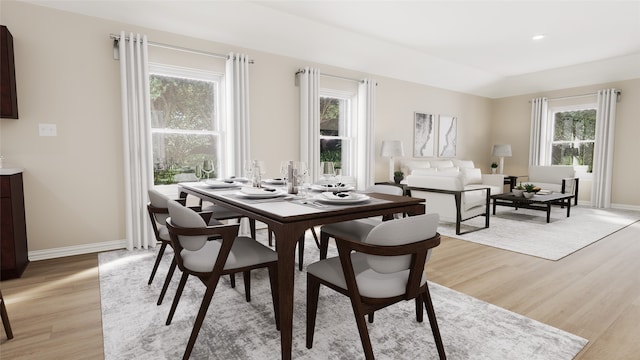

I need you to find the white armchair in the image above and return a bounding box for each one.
[402,159,503,234]
[525,166,579,205]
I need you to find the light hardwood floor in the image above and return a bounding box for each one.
[1,221,639,359]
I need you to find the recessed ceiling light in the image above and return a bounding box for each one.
[532,34,545,41]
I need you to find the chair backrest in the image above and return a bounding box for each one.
[148,189,171,225]
[366,184,403,196]
[167,200,208,251]
[363,213,439,273]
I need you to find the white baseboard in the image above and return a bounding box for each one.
[28,239,128,261]
[612,203,640,211]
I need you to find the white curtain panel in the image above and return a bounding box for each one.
[118,31,153,250]
[357,79,376,190]
[225,53,251,178]
[592,89,618,208]
[529,97,548,166]
[299,67,321,182]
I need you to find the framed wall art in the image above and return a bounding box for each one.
[438,115,457,157]
[413,112,435,157]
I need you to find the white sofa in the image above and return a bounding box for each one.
[402,159,504,235]
[524,165,579,205]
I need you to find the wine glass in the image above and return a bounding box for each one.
[280,161,290,182]
[295,161,309,196]
[194,164,204,182]
[202,160,214,179]
[320,161,335,180]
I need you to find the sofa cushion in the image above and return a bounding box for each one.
[437,166,459,175]
[461,168,482,185]
[430,160,455,169]
[453,159,475,169]
[411,168,438,176]
[528,166,575,184]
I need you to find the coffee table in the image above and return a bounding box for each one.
[491,192,574,223]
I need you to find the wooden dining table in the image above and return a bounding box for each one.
[178,182,425,359]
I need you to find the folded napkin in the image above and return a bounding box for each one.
[241,187,280,195]
[321,191,362,200]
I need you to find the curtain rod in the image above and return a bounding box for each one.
[529,90,622,103]
[109,33,254,63]
[295,69,363,83]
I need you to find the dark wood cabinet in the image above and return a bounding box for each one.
[1,25,18,119]
[1,172,28,280]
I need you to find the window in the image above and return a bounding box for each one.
[549,106,596,173]
[319,90,356,176]
[149,64,223,185]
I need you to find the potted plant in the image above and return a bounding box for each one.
[523,183,536,198]
[513,183,525,197]
[490,162,498,174]
[393,171,404,184]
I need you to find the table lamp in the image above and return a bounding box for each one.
[381,140,405,182]
[492,144,512,175]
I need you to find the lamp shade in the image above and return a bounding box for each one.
[492,144,512,157]
[380,140,405,157]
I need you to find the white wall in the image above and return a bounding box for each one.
[3,2,637,257]
[0,2,493,255]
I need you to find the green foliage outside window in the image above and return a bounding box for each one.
[150,74,218,184]
[551,109,596,172]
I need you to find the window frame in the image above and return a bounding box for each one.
[148,63,226,184]
[319,88,357,177]
[546,103,597,179]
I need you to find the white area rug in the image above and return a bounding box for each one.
[437,206,640,261]
[99,233,587,359]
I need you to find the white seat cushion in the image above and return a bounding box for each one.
[158,225,170,241]
[321,218,379,242]
[202,204,245,220]
[307,253,426,298]
[181,236,277,273]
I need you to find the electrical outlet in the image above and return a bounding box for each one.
[39,123,57,136]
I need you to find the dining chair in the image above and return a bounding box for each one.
[1,290,14,340]
[306,213,445,360]
[318,184,404,260]
[147,189,254,305]
[165,200,279,360]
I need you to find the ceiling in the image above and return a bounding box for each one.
[23,0,640,98]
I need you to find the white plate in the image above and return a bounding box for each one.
[236,187,287,199]
[310,183,354,192]
[225,177,250,183]
[263,178,286,185]
[315,192,370,204]
[203,179,243,188]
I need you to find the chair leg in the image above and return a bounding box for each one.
[182,273,224,360]
[166,272,189,325]
[268,229,273,247]
[367,312,374,323]
[351,303,375,359]
[229,273,236,288]
[311,227,320,248]
[306,275,321,349]
[249,218,256,239]
[415,296,424,322]
[267,263,280,330]
[422,288,446,360]
[1,291,14,340]
[298,234,305,271]
[319,231,330,260]
[243,271,251,302]
[148,242,168,285]
[157,256,177,305]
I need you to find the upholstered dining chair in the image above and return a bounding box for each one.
[165,200,279,360]
[1,290,13,340]
[317,184,404,260]
[147,189,254,305]
[306,213,445,360]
